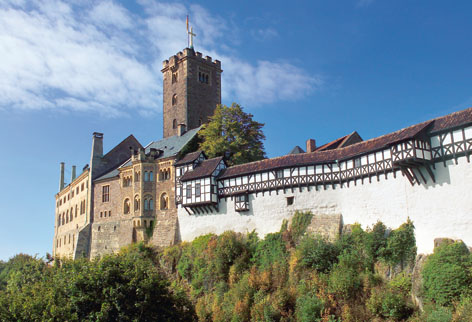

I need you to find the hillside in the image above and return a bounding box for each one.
[0,212,471,321]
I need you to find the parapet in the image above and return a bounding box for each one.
[161,47,222,71]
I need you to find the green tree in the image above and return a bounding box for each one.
[199,103,266,165]
[422,241,472,307]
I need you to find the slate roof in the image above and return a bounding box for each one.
[180,157,224,181]
[315,131,363,152]
[219,107,472,179]
[288,146,305,154]
[175,151,204,166]
[95,128,200,181]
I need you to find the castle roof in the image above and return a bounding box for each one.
[175,150,204,166]
[95,128,201,181]
[180,157,224,181]
[288,146,305,154]
[315,131,363,151]
[218,107,472,179]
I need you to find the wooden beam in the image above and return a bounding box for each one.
[424,164,436,183]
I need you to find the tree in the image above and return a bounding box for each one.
[199,103,266,165]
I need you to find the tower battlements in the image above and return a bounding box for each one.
[161,48,222,72]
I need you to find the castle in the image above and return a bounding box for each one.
[53,48,472,259]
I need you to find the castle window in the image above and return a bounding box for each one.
[81,183,84,191]
[75,205,78,218]
[62,214,65,226]
[172,72,178,83]
[100,211,103,218]
[134,171,141,182]
[354,158,362,168]
[235,194,249,212]
[144,199,149,210]
[149,171,154,181]
[76,187,79,194]
[134,195,140,211]
[70,211,73,222]
[195,183,201,197]
[114,226,116,232]
[172,94,177,106]
[98,226,101,232]
[286,196,294,206]
[109,211,112,217]
[160,193,169,210]
[102,185,110,202]
[124,198,130,214]
[66,210,69,223]
[149,199,154,210]
[186,185,192,199]
[144,171,149,182]
[173,119,177,129]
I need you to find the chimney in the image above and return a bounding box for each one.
[306,139,316,153]
[178,123,186,136]
[90,132,104,176]
[71,165,77,182]
[59,162,65,191]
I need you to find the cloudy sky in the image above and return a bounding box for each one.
[1,0,471,260]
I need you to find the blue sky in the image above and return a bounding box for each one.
[1,0,471,260]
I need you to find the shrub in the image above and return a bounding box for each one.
[297,235,339,273]
[452,296,472,322]
[426,306,453,322]
[365,221,387,262]
[290,211,313,243]
[422,241,472,307]
[383,218,416,269]
[295,292,323,322]
[367,287,413,320]
[252,232,288,270]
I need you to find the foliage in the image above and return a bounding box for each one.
[199,103,266,165]
[289,211,313,244]
[422,241,472,307]
[0,243,195,321]
[9,217,472,321]
[298,235,339,273]
[383,218,417,269]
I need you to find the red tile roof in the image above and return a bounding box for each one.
[180,157,224,181]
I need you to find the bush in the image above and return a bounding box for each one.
[422,241,472,307]
[290,211,313,243]
[296,292,323,322]
[452,296,472,322]
[252,232,288,270]
[297,235,339,273]
[383,218,416,269]
[426,306,453,322]
[367,287,413,320]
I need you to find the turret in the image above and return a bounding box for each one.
[90,132,104,177]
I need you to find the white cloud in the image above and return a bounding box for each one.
[251,28,278,41]
[0,0,321,117]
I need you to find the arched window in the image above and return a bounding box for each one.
[173,119,177,129]
[160,193,169,210]
[62,214,65,225]
[172,94,177,106]
[172,72,178,83]
[144,199,149,210]
[58,216,61,227]
[70,209,73,222]
[134,195,140,211]
[124,198,130,214]
[144,171,149,182]
[66,210,69,223]
[149,171,154,181]
[149,198,154,210]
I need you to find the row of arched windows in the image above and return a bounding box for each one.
[123,193,169,214]
[57,204,80,227]
[56,233,74,248]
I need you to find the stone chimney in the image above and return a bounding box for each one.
[59,162,65,191]
[90,132,104,176]
[178,123,186,136]
[71,165,76,182]
[306,139,316,153]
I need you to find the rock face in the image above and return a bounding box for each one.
[411,254,428,311]
[306,214,343,241]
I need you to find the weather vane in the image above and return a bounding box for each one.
[186,15,196,49]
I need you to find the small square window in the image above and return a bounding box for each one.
[286,196,294,206]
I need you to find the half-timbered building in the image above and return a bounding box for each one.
[176,107,472,253]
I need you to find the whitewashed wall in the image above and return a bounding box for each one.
[178,156,472,254]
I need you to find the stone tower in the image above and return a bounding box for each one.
[161,48,222,138]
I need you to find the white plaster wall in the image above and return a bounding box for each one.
[178,156,472,254]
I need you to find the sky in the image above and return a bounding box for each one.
[1,0,472,261]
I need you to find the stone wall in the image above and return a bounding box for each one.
[178,156,472,254]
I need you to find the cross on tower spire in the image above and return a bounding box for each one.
[188,27,196,49]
